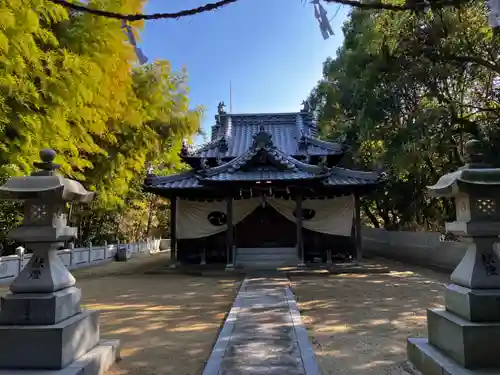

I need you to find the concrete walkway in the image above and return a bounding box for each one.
[202,275,321,375]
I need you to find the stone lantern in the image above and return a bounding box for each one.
[0,149,119,374]
[408,139,500,374]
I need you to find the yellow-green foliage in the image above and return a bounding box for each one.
[0,0,201,242]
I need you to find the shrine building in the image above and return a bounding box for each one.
[143,105,386,268]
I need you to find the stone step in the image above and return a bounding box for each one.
[427,308,500,369]
[237,248,296,255]
[238,262,296,269]
[0,309,100,369]
[408,337,469,375]
[237,255,297,261]
[235,247,298,269]
[0,339,121,375]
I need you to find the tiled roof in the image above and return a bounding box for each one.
[144,167,385,191]
[198,128,328,182]
[324,168,385,186]
[183,112,342,158]
[203,167,320,182]
[146,171,201,189]
[144,126,385,191]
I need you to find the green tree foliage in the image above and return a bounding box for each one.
[309,3,500,231]
[0,0,201,249]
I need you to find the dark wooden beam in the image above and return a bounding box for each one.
[295,194,304,266]
[145,183,384,200]
[226,196,234,265]
[170,197,177,262]
[354,193,362,261]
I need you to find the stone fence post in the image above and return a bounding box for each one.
[88,241,92,263]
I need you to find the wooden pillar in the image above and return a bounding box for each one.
[170,197,177,262]
[354,193,362,261]
[226,196,234,265]
[296,194,305,266]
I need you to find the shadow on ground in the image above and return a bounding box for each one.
[0,255,241,375]
[290,258,449,375]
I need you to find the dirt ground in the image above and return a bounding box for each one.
[290,259,449,375]
[0,255,241,375]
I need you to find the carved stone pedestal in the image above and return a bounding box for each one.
[0,282,120,374]
[0,266,120,374]
[409,243,500,374]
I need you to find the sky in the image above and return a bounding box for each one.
[140,0,350,143]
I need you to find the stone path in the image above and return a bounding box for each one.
[202,275,321,375]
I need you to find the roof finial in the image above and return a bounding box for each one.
[146,163,155,176]
[217,101,227,116]
[463,139,488,168]
[301,99,311,113]
[32,148,60,176]
[253,127,273,149]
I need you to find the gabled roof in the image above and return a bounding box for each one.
[181,112,343,159]
[198,126,328,182]
[143,114,386,195]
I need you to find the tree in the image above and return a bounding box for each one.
[0,0,201,251]
[309,2,500,230]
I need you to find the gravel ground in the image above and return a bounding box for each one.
[0,255,241,375]
[290,259,449,375]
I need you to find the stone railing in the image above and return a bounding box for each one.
[0,238,168,285]
[362,228,467,272]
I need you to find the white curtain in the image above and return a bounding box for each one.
[267,195,354,236]
[176,198,261,239]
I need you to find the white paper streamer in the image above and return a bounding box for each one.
[487,0,500,28]
[311,0,334,40]
[121,21,148,65]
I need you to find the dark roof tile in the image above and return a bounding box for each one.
[149,172,201,189]
[183,112,342,158]
[204,168,319,182]
[324,168,385,186]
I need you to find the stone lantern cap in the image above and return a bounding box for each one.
[0,149,94,203]
[427,139,500,198]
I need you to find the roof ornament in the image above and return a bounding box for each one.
[200,158,209,169]
[32,148,60,176]
[301,99,311,113]
[298,128,309,152]
[462,139,489,169]
[215,101,227,128]
[217,101,227,116]
[216,153,223,166]
[145,163,155,176]
[180,138,190,156]
[218,137,229,153]
[253,126,273,149]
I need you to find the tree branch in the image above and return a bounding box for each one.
[47,0,238,21]
[47,0,473,21]
[323,0,472,11]
[446,54,500,74]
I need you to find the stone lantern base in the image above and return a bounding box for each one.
[0,285,120,374]
[408,283,500,374]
